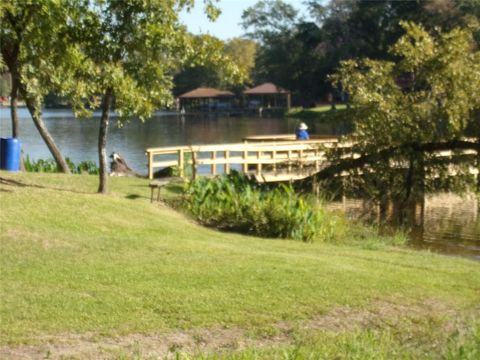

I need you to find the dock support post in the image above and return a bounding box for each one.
[178,149,184,178]
[192,150,197,180]
[148,151,153,180]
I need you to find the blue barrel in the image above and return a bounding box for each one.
[0,138,21,171]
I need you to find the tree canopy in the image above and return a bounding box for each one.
[241,0,480,105]
[0,0,85,172]
[65,0,243,193]
[321,22,480,202]
[173,37,254,96]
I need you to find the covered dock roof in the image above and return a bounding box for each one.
[243,82,291,110]
[179,87,235,98]
[243,82,290,95]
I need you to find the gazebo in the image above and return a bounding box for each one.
[178,87,235,113]
[243,82,291,110]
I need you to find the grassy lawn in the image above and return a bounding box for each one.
[287,105,348,119]
[0,171,479,358]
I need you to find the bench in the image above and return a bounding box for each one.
[149,177,183,202]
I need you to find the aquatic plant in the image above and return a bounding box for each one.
[184,172,336,242]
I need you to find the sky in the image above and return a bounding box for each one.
[180,0,310,40]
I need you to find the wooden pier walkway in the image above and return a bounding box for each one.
[145,136,479,183]
[145,136,342,182]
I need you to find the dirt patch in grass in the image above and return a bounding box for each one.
[0,299,477,359]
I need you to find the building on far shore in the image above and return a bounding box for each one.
[178,87,235,113]
[243,82,291,112]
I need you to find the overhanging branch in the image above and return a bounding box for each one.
[315,139,480,180]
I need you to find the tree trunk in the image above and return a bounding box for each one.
[21,88,70,173]
[9,72,25,171]
[477,138,480,191]
[98,89,113,194]
[10,75,19,138]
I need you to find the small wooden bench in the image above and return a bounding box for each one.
[149,177,183,202]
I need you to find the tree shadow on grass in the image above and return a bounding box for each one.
[0,177,27,187]
[0,176,92,195]
[125,194,143,200]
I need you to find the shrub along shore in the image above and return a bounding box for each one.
[0,171,479,359]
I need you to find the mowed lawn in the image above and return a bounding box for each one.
[0,172,479,358]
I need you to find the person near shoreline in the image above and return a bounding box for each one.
[295,122,309,140]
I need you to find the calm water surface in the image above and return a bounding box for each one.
[1,108,478,259]
[0,108,349,174]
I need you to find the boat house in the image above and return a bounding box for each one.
[178,87,235,113]
[243,82,291,111]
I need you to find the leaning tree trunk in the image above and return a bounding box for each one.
[20,87,70,174]
[98,89,113,194]
[10,74,20,138]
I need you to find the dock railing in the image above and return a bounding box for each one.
[145,138,341,182]
[145,136,478,182]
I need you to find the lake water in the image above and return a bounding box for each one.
[0,108,350,174]
[1,108,478,259]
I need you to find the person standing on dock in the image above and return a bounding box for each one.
[296,122,309,140]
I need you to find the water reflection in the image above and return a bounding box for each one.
[1,109,312,174]
[327,193,480,260]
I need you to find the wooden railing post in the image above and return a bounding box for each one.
[224,150,230,174]
[148,151,153,179]
[287,150,292,173]
[211,151,217,176]
[243,150,248,173]
[179,149,184,178]
[256,150,262,175]
[272,150,277,172]
[191,148,197,180]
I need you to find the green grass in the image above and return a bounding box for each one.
[287,105,348,119]
[1,171,479,358]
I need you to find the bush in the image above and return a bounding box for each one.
[183,172,336,242]
[24,155,99,175]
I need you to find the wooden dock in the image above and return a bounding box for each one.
[145,136,479,183]
[145,137,342,182]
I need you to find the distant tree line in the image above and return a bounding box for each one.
[172,1,479,106]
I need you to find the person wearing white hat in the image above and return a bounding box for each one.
[296,122,309,140]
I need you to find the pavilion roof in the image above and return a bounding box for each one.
[179,87,235,98]
[244,82,290,95]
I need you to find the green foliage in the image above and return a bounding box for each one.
[287,105,349,119]
[445,322,480,360]
[184,172,335,242]
[224,38,257,85]
[24,155,98,174]
[75,160,99,175]
[174,37,255,95]
[23,155,57,173]
[0,73,11,97]
[328,22,480,201]
[242,0,480,104]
